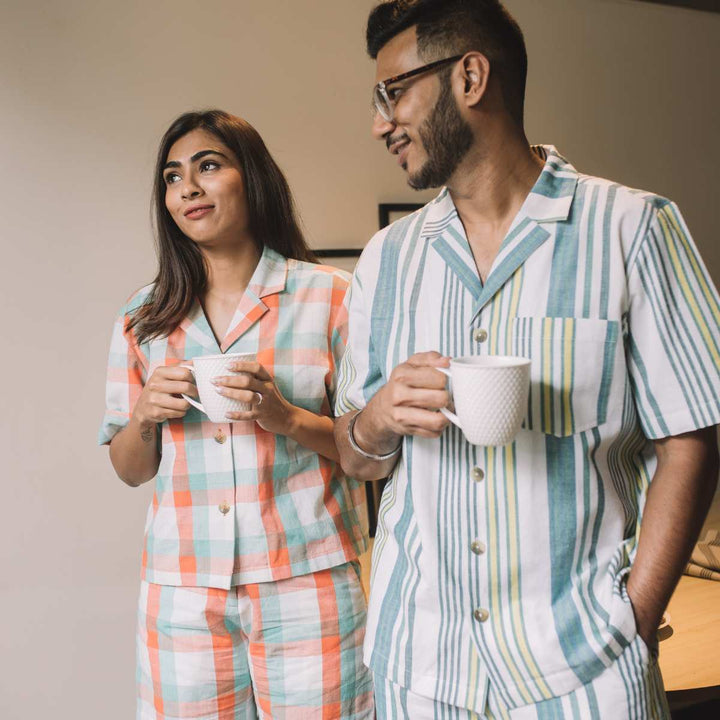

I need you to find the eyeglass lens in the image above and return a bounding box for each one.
[373,85,392,122]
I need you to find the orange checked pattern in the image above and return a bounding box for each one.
[100,247,368,590]
[136,563,374,719]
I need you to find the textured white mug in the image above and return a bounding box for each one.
[439,355,531,446]
[181,353,256,423]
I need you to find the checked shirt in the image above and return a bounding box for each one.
[100,247,368,589]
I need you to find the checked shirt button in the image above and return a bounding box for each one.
[214,428,227,444]
[219,502,231,515]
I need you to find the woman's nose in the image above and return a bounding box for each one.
[181,179,202,200]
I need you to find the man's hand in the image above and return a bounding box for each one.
[335,351,451,480]
[367,351,452,439]
[626,425,719,650]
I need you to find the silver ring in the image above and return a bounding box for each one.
[255,392,263,406]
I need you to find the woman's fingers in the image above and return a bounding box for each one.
[153,365,195,381]
[226,361,272,381]
[147,379,198,397]
[214,385,259,404]
[212,373,264,393]
[149,394,191,412]
[224,409,258,422]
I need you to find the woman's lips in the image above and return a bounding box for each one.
[184,205,214,219]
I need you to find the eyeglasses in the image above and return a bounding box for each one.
[372,54,464,122]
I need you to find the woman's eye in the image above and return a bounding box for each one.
[200,160,220,172]
[164,172,180,185]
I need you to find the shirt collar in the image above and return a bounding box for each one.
[247,245,288,298]
[520,145,579,223]
[420,144,579,235]
[179,245,288,353]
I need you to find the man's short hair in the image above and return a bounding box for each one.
[366,0,528,126]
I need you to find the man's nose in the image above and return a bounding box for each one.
[371,111,395,141]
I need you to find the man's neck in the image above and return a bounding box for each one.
[447,127,544,282]
[448,127,543,226]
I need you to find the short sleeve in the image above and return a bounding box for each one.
[324,271,350,411]
[626,200,720,439]
[98,312,148,445]
[334,253,386,417]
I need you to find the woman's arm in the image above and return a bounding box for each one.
[109,365,196,486]
[214,360,340,462]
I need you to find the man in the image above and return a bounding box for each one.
[334,1,720,718]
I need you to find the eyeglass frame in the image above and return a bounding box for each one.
[373,54,465,122]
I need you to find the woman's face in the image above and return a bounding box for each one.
[163,128,251,248]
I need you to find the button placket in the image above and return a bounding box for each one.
[211,424,235,528]
[469,451,490,632]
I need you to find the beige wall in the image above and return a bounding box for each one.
[0,0,717,716]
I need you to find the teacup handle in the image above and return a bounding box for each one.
[437,367,461,428]
[179,364,206,414]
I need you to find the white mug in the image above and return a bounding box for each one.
[438,355,531,446]
[181,353,257,423]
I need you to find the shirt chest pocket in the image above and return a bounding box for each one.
[510,317,620,437]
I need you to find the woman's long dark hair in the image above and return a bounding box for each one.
[128,109,315,344]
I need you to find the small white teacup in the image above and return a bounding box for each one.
[181,353,256,423]
[438,355,531,446]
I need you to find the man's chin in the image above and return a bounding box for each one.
[406,160,446,190]
[407,172,442,191]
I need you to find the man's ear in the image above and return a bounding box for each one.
[458,52,490,108]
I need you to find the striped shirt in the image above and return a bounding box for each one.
[100,246,368,589]
[336,146,720,711]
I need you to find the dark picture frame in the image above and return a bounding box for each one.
[378,202,424,228]
[632,0,719,11]
[314,248,362,274]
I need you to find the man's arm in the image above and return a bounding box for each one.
[626,425,719,647]
[334,351,451,481]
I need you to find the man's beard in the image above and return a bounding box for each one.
[407,80,474,190]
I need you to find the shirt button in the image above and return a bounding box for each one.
[471,540,486,555]
[473,328,488,343]
[214,428,226,444]
[471,467,484,482]
[219,502,231,515]
[473,608,489,623]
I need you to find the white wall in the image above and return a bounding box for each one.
[0,1,717,717]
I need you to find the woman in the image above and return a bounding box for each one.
[99,110,372,719]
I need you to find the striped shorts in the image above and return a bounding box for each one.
[375,633,670,719]
[137,562,374,719]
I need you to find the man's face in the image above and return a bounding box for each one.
[372,27,473,190]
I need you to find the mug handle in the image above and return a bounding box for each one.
[179,364,206,414]
[437,367,461,428]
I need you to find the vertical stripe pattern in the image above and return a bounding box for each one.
[336,146,720,713]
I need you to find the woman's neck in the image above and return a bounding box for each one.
[202,241,262,301]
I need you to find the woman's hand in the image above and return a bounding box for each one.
[212,360,297,435]
[133,365,197,428]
